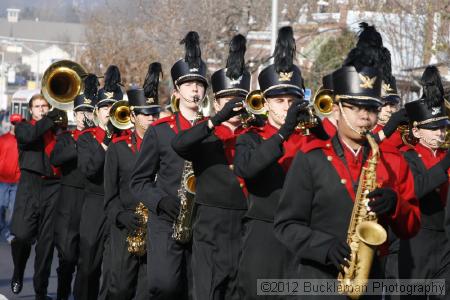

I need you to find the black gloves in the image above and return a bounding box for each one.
[382,108,408,138]
[117,210,140,232]
[103,122,115,146]
[210,98,244,126]
[439,151,450,171]
[82,115,95,129]
[47,109,65,123]
[278,98,307,140]
[326,239,351,272]
[367,187,398,216]
[157,196,181,220]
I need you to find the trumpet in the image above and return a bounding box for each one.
[312,86,334,117]
[109,100,133,130]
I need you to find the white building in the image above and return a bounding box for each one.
[21,45,71,75]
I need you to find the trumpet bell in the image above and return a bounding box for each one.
[313,88,334,116]
[244,90,266,115]
[110,100,133,130]
[41,60,88,111]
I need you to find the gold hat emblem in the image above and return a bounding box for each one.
[104,91,114,98]
[359,74,377,89]
[146,97,154,104]
[382,82,393,93]
[83,98,92,104]
[279,71,293,82]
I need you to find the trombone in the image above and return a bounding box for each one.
[110,100,133,130]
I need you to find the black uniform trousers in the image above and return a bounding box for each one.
[147,212,192,300]
[192,204,245,300]
[73,192,107,300]
[54,184,84,299]
[237,218,298,300]
[107,223,148,300]
[399,228,448,300]
[10,170,60,295]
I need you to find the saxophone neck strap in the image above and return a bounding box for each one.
[332,135,370,193]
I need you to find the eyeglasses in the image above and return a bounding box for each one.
[341,103,380,114]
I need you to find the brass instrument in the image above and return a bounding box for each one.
[243,90,267,115]
[312,86,334,116]
[170,94,211,117]
[41,60,88,111]
[172,110,202,243]
[337,134,387,300]
[110,100,133,130]
[126,202,149,256]
[440,99,450,149]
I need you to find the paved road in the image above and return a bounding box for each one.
[0,241,61,300]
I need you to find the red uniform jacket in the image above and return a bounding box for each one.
[0,132,20,183]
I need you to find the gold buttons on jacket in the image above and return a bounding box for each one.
[326,143,331,148]
[170,124,174,129]
[340,179,347,185]
[128,143,132,148]
[327,156,333,161]
[239,183,244,188]
[229,164,234,171]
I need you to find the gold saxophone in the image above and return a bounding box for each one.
[172,102,203,243]
[172,160,196,243]
[126,202,149,256]
[337,134,388,299]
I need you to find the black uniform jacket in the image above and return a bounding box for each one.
[77,126,108,195]
[130,112,193,222]
[15,116,58,177]
[274,135,421,277]
[171,121,247,210]
[104,131,143,227]
[402,143,448,231]
[233,122,309,222]
[50,129,85,188]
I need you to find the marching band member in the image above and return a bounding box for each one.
[130,31,208,299]
[274,23,421,300]
[104,63,162,300]
[171,34,250,300]
[399,66,449,300]
[373,75,408,149]
[50,90,95,300]
[74,73,122,300]
[10,93,64,300]
[233,26,325,299]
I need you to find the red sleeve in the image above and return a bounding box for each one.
[389,155,421,239]
[384,130,404,149]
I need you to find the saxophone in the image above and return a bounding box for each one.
[172,103,203,243]
[126,202,149,256]
[337,134,388,299]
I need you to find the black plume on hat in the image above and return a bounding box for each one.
[104,65,121,92]
[143,62,163,100]
[180,31,201,69]
[226,34,247,79]
[343,22,391,82]
[420,66,444,108]
[84,73,99,101]
[273,26,296,73]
